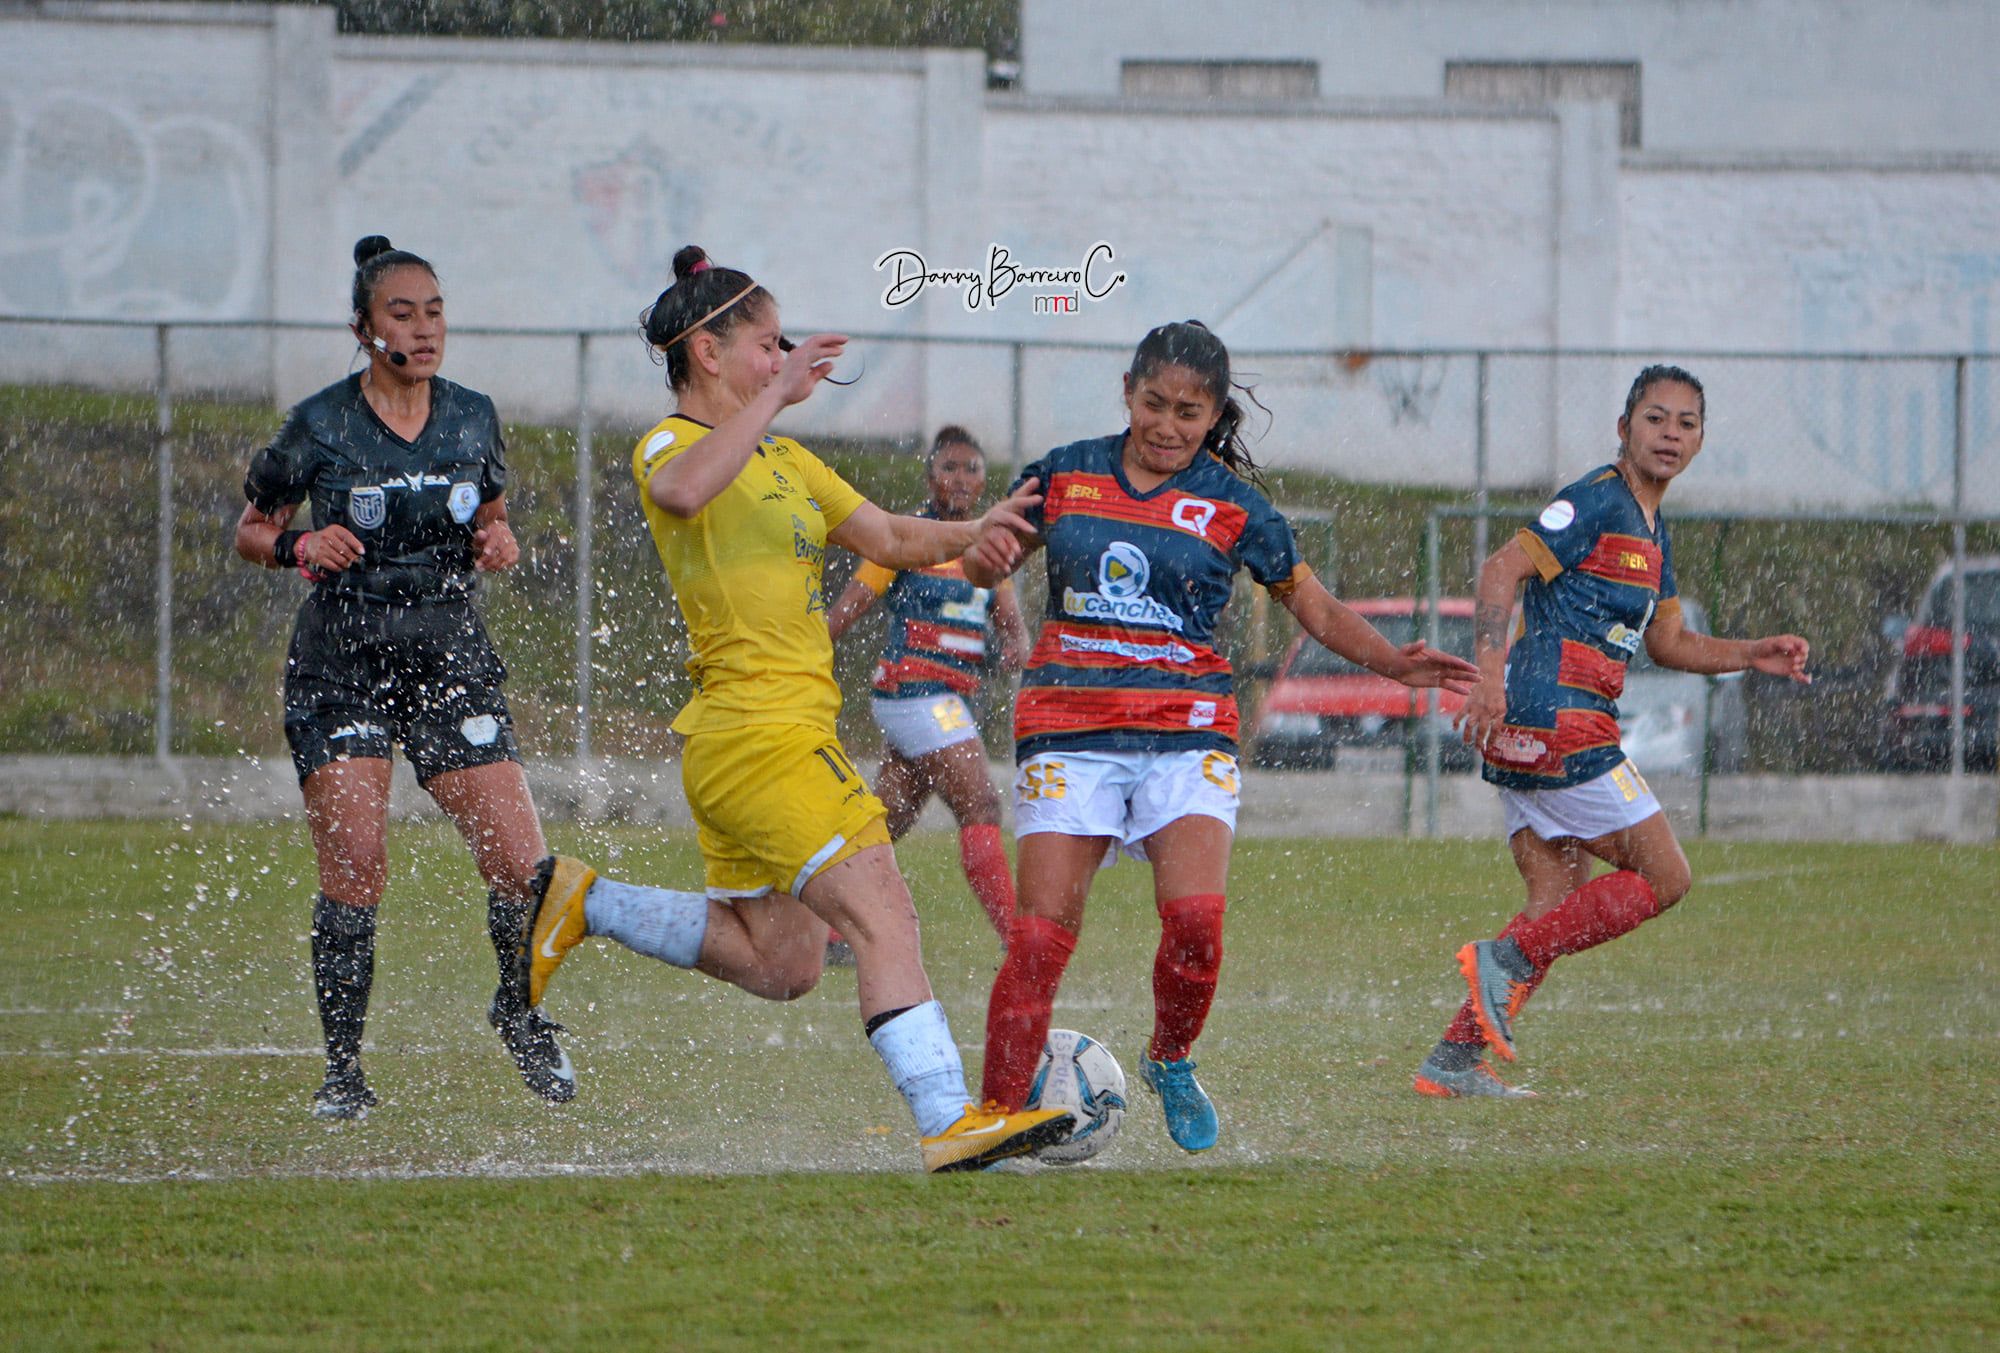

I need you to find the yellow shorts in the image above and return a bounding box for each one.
[680,723,890,899]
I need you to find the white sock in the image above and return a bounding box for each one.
[867,999,971,1137]
[582,878,709,969]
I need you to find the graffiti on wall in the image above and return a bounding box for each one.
[574,138,697,290]
[0,93,267,317]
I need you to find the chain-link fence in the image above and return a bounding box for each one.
[2,316,1994,793]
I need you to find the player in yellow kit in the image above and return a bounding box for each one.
[510,245,1071,1172]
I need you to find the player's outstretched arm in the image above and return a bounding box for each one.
[1278,572,1482,692]
[832,478,1042,576]
[1645,610,1812,683]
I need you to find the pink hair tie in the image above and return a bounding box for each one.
[688,260,711,275]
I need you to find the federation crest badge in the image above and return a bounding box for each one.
[449,482,480,524]
[349,485,386,530]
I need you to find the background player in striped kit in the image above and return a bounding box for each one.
[826,426,1030,945]
[1417,365,1811,1098]
[963,320,1480,1151]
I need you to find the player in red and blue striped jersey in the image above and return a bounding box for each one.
[1415,365,1812,1099]
[828,427,1030,942]
[963,321,1479,1151]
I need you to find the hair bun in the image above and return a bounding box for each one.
[672,245,710,281]
[354,235,395,266]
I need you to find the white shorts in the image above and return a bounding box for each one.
[872,693,982,759]
[1500,758,1663,842]
[1014,747,1241,863]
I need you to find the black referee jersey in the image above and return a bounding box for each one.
[246,373,507,604]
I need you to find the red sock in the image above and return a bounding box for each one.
[981,914,1077,1110]
[1508,870,1663,971]
[1149,893,1226,1064]
[1442,914,1544,1044]
[958,825,1016,939]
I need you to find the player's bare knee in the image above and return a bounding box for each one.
[1649,861,1692,908]
[319,847,387,907]
[951,784,1002,827]
[751,953,822,1000]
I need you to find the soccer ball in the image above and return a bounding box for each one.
[1025,1028,1126,1165]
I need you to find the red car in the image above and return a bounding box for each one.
[1251,597,1476,769]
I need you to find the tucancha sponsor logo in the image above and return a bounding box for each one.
[1061,542,1183,630]
[1061,590,1183,629]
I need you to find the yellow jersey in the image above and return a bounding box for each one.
[633,414,867,736]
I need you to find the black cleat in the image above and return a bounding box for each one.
[489,988,576,1103]
[311,1066,378,1120]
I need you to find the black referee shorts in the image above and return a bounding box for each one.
[283,591,522,786]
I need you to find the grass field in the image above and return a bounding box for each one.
[1,819,1995,1349]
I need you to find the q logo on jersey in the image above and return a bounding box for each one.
[1171,498,1216,537]
[449,483,480,524]
[1098,542,1150,599]
[349,485,386,530]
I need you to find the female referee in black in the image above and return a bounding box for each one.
[233,235,572,1119]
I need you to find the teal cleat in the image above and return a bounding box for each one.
[1412,1053,1536,1099]
[1456,939,1534,1062]
[1141,1055,1219,1152]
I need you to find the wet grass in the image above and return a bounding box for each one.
[0,820,1994,1348]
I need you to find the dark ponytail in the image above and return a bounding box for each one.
[639,245,774,392]
[350,235,437,321]
[1127,319,1267,485]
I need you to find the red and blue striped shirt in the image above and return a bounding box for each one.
[1011,435,1300,758]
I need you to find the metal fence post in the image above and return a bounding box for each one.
[1422,510,1444,837]
[1472,352,1490,577]
[153,324,174,763]
[1700,519,1730,837]
[1009,340,1025,476]
[1946,356,1969,834]
[574,332,594,766]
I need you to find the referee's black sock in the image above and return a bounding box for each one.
[310,894,377,1078]
[486,886,530,1008]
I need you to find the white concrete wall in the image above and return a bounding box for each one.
[2,3,1995,511]
[975,101,1566,486]
[1020,0,2000,157]
[1615,162,2000,511]
[322,36,937,433]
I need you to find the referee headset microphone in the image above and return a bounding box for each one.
[351,233,435,369]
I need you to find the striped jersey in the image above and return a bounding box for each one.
[1482,463,1682,790]
[1011,434,1301,759]
[854,516,1011,699]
